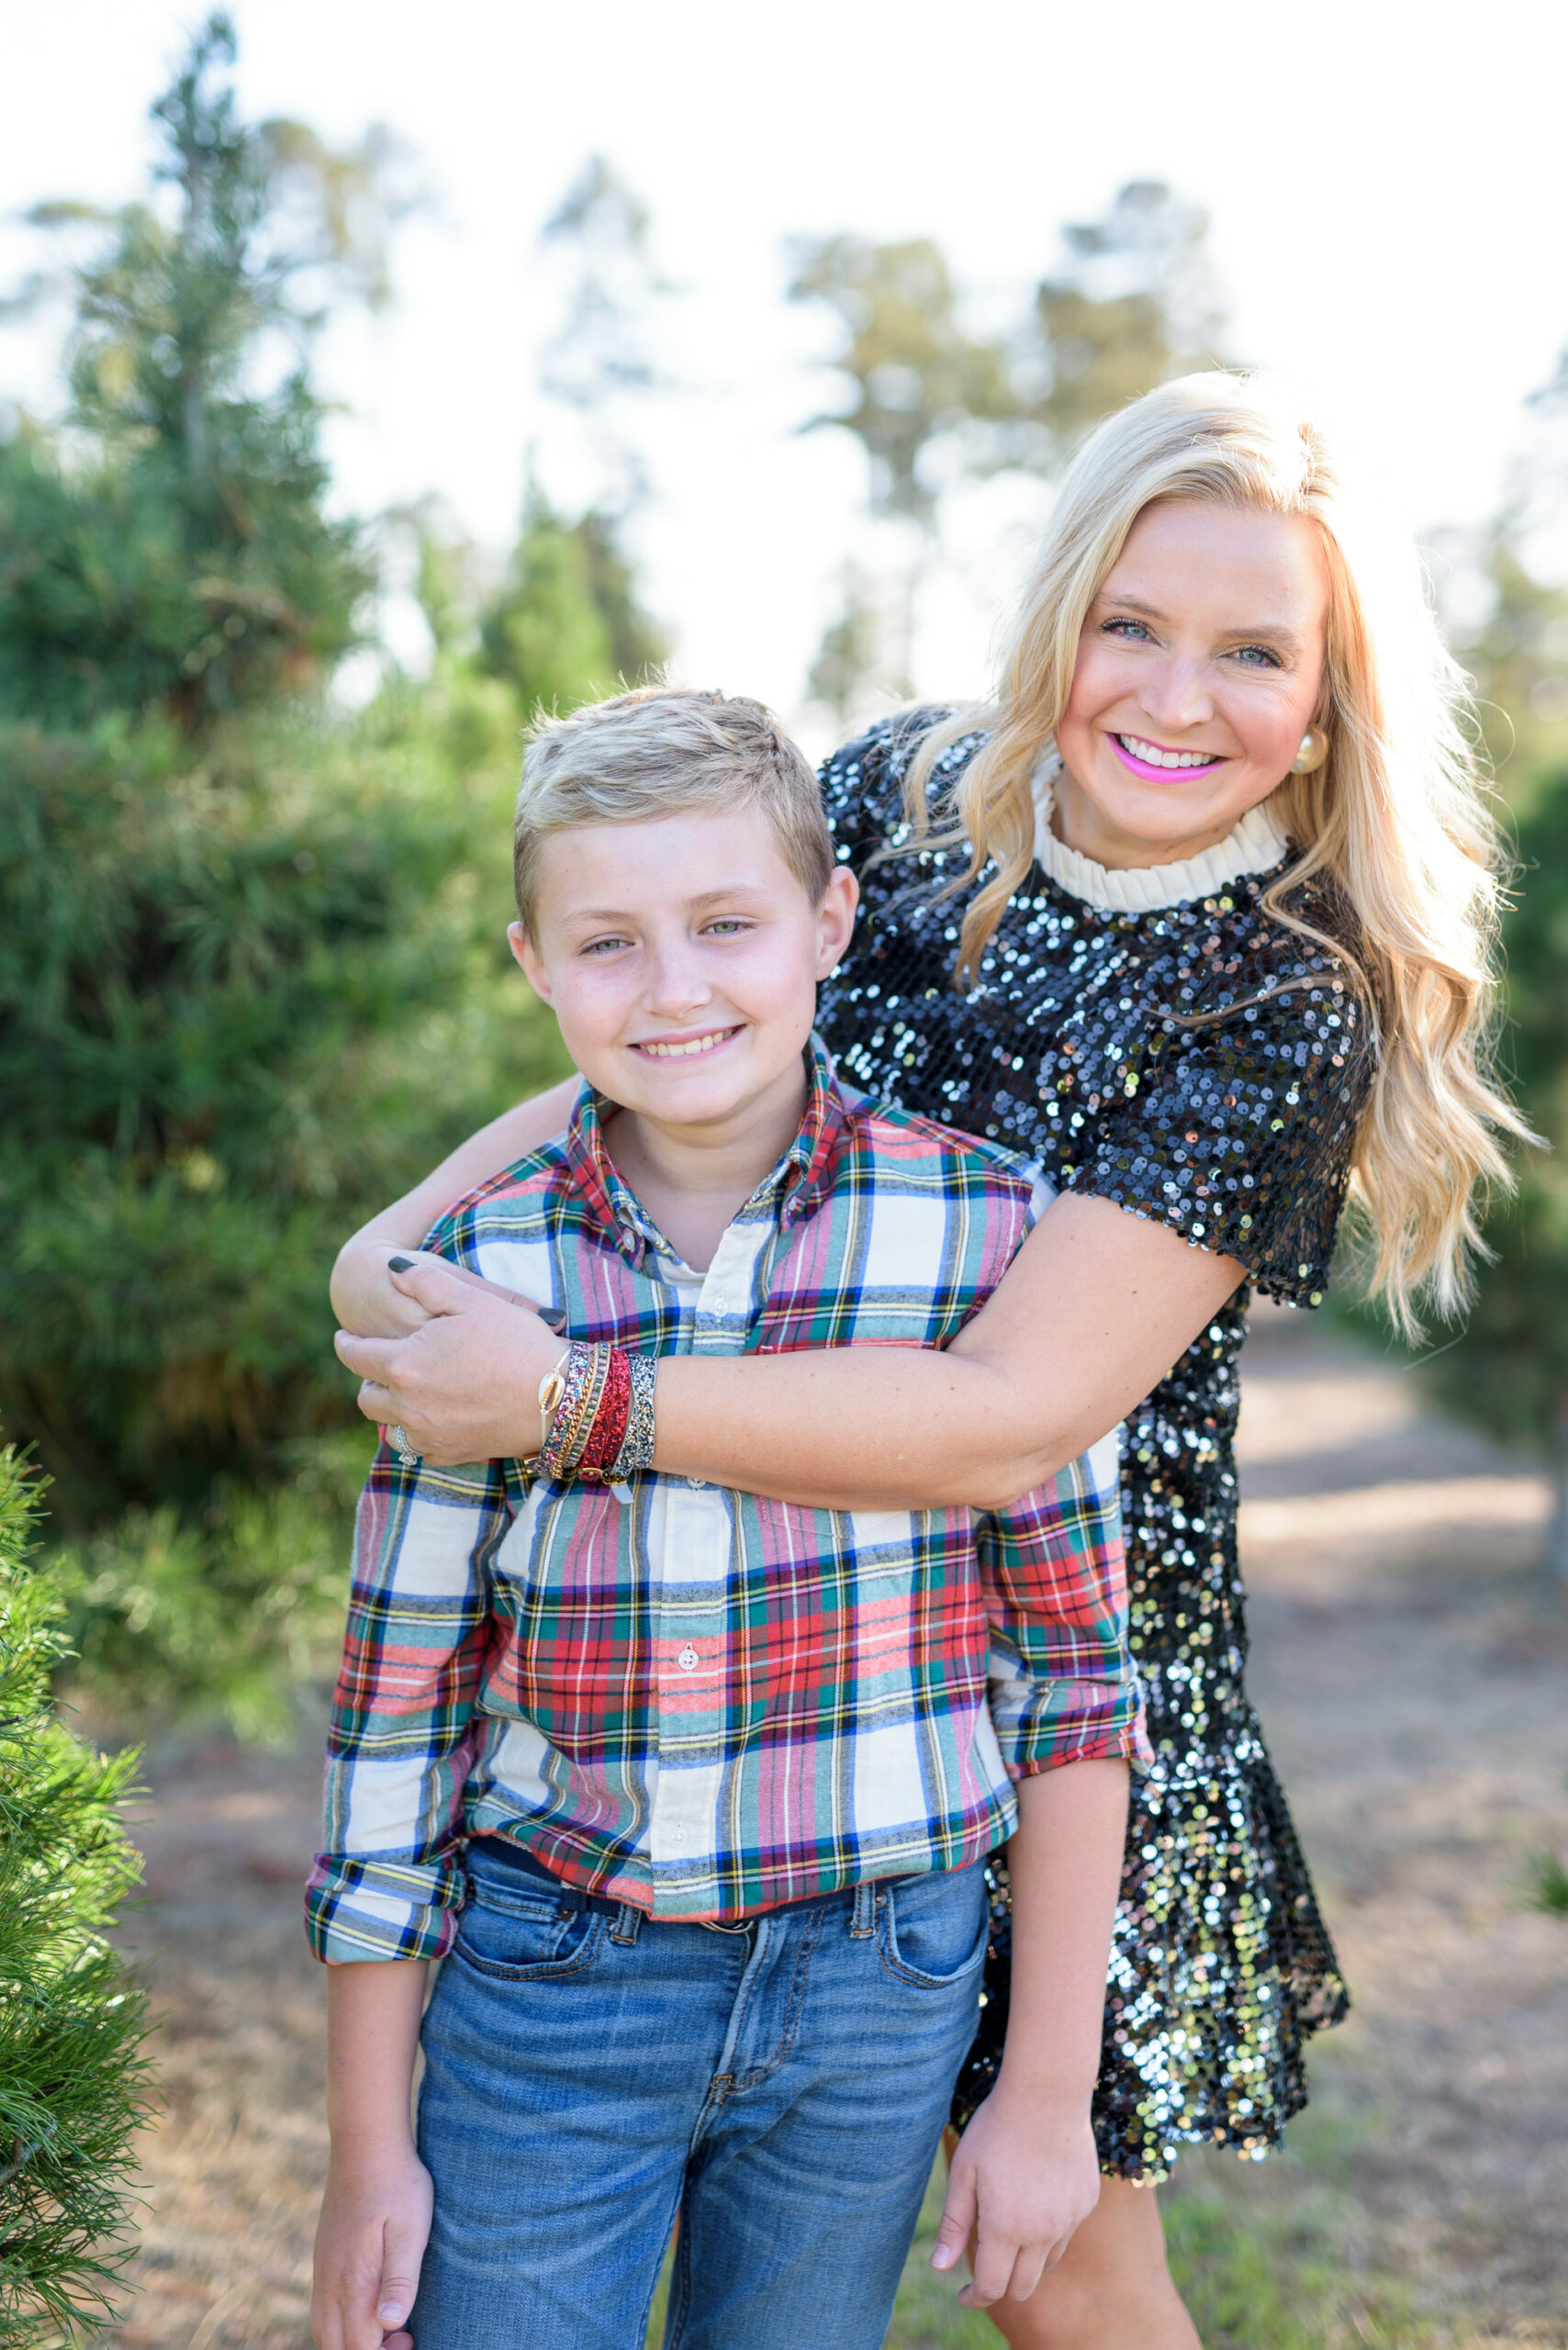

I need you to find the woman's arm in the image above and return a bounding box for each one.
[659,1192,1242,1508]
[330,1079,578,1337]
[334,1192,1245,1510]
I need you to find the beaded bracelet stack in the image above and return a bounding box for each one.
[538,1341,657,1484]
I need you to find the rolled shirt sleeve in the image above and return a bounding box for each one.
[306,1447,511,1964]
[980,1427,1151,1779]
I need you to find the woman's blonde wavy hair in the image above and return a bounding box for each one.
[903,371,1531,1337]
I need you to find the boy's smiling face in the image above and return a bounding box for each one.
[510,803,857,1150]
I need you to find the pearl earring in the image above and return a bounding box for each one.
[1290,727,1328,774]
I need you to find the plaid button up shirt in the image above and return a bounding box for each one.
[307,1042,1145,1962]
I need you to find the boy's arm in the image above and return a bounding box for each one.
[313,1959,431,2350]
[308,1448,504,2350]
[932,1758,1129,2307]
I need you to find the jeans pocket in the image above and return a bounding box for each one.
[454,1879,604,1981]
[878,1863,989,1989]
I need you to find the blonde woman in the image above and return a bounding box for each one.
[334,375,1522,2349]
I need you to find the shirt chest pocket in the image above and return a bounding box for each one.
[491,1485,628,1591]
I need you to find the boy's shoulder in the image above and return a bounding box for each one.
[834,1082,1040,1204]
[422,1130,581,1266]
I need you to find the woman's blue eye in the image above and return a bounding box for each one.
[1234,644,1282,668]
[1103,618,1152,642]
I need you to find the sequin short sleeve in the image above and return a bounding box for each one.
[1070,961,1372,1307]
[819,711,963,878]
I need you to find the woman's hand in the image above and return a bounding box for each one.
[331,1249,524,1342]
[328,1079,581,1336]
[332,1239,441,1341]
[334,1259,566,1464]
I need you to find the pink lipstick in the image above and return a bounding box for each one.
[1110,733,1226,783]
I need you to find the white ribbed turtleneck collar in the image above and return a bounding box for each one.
[1030,748,1290,914]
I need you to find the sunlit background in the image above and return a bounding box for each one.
[5,8,1568,2344]
[7,0,1568,750]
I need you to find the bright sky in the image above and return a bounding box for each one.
[4,0,1565,749]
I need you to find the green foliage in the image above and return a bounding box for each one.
[806,564,880,729]
[1162,2191,1440,2348]
[1416,763,1568,1568]
[1525,1848,1568,1916]
[1023,180,1226,460]
[791,182,1226,524]
[0,1447,151,2344]
[476,488,667,709]
[50,1425,375,1745]
[0,14,393,733]
[790,234,1014,531]
[1444,520,1568,792]
[0,19,603,1733]
[791,183,1226,713]
[0,691,565,1535]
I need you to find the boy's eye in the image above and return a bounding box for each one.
[580,934,633,956]
[703,918,754,937]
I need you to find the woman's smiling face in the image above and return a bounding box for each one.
[1052,498,1331,869]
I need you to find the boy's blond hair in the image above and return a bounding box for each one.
[515,687,834,931]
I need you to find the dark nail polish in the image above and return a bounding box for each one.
[388,1255,415,1273]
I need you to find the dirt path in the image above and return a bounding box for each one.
[1210,1306,1568,2339]
[104,1308,1568,2348]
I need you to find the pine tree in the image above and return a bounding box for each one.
[0,1447,151,2344]
[0,20,575,1728]
[477,487,667,709]
[0,13,376,733]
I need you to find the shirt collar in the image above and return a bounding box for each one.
[561,1034,849,1265]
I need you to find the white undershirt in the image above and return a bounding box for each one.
[1030,747,1290,915]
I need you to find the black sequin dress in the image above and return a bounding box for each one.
[815,716,1372,2181]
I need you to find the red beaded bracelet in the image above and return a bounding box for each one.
[577,1345,632,1483]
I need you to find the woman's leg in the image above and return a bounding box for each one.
[978,2175,1202,2350]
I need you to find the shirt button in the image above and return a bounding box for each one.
[678,1645,700,1673]
[669,1824,687,1845]
[687,1475,708,1489]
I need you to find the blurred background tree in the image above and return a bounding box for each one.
[0,18,663,1731]
[1415,764,1568,1571]
[790,232,1013,699]
[477,484,667,708]
[538,154,674,522]
[793,181,1227,725]
[1353,362,1568,1572]
[0,11,395,730]
[1012,178,1227,465]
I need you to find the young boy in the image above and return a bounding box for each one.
[308,689,1146,2350]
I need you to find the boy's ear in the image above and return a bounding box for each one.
[509,919,554,1006]
[814,865,859,979]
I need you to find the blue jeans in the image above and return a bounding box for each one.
[410,1836,988,2350]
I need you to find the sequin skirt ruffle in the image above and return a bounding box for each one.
[951,1723,1349,2180]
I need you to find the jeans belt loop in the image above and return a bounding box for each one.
[610,1902,643,1947]
[850,1879,876,1939]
